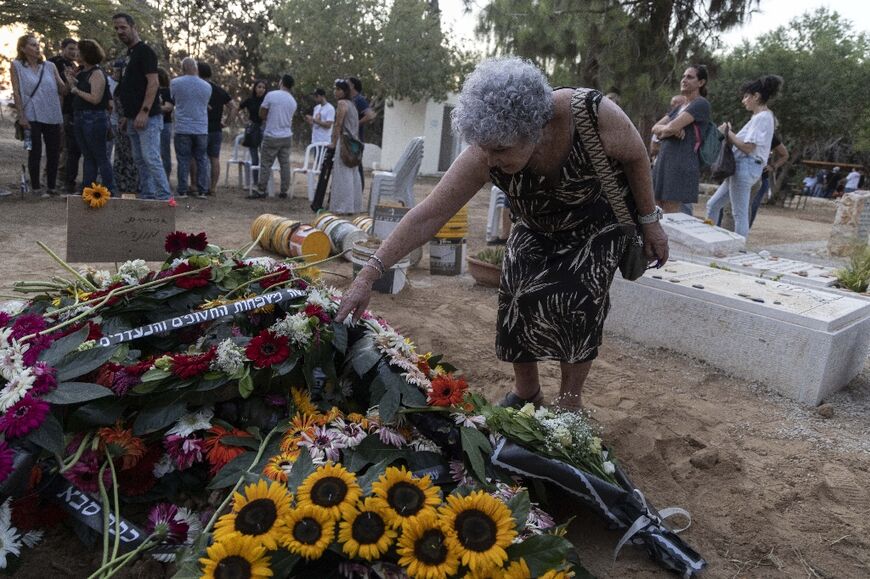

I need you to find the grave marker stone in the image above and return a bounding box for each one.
[693,252,839,288]
[66,198,175,262]
[661,213,745,256]
[606,260,870,404]
[828,190,870,256]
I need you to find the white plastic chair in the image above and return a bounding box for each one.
[368,137,424,215]
[247,158,281,197]
[291,142,330,201]
[225,134,252,187]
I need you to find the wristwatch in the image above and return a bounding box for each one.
[637,206,663,224]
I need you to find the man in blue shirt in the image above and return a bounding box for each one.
[170,57,212,198]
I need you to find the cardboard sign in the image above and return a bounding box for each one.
[66,197,175,262]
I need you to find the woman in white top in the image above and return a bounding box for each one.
[10,34,67,196]
[705,75,781,237]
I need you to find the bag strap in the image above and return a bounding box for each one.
[570,88,636,227]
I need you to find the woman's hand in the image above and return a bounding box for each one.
[335,268,379,324]
[718,122,731,137]
[641,221,669,267]
[18,117,30,130]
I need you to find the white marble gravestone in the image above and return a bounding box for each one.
[661,213,746,256]
[605,260,870,405]
[698,252,839,288]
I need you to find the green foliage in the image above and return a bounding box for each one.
[710,9,870,177]
[474,246,504,265]
[836,244,870,293]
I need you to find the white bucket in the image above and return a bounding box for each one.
[351,239,410,294]
[372,205,422,266]
[429,237,467,276]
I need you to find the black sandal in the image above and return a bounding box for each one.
[497,388,544,409]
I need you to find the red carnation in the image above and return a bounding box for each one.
[171,346,217,379]
[246,330,290,368]
[173,262,212,289]
[165,231,189,254]
[187,232,208,251]
[304,303,331,324]
[260,266,291,289]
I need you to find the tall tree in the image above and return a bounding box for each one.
[710,9,870,191]
[476,0,757,137]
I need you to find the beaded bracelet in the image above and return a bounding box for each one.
[365,256,385,278]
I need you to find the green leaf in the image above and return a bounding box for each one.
[347,335,382,375]
[273,352,300,377]
[331,322,348,354]
[222,436,260,450]
[460,427,492,483]
[238,372,254,399]
[378,385,401,423]
[42,382,113,405]
[269,550,300,577]
[25,413,64,455]
[346,436,409,472]
[70,397,126,427]
[507,490,531,529]
[286,449,315,491]
[207,451,259,489]
[133,401,186,435]
[55,345,120,382]
[506,534,574,577]
[356,459,390,493]
[38,325,89,367]
[140,368,172,382]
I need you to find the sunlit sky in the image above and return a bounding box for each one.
[440,0,870,52]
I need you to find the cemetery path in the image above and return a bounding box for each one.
[1,134,868,578]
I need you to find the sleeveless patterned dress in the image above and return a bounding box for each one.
[491,89,628,364]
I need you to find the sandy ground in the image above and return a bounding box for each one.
[2,134,869,578]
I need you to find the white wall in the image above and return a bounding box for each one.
[380,93,463,176]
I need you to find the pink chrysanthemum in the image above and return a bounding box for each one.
[146,503,190,543]
[0,395,50,438]
[31,362,58,395]
[22,333,53,366]
[163,435,204,471]
[0,441,14,483]
[63,450,111,493]
[0,312,10,327]
[10,314,46,340]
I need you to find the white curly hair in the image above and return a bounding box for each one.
[451,57,555,147]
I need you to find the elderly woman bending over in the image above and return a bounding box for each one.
[337,58,668,409]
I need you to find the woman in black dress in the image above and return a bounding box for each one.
[239,80,267,184]
[336,58,668,409]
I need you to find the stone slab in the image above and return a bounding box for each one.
[66,197,176,262]
[605,260,870,405]
[661,213,745,256]
[828,190,870,256]
[684,251,839,288]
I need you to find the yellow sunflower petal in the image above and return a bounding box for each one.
[370,466,441,529]
[396,511,460,579]
[213,479,292,550]
[296,463,361,520]
[439,490,517,572]
[199,534,273,579]
[282,504,336,560]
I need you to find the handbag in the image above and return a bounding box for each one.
[340,129,364,168]
[13,61,45,141]
[710,131,736,181]
[571,88,649,281]
[241,123,262,148]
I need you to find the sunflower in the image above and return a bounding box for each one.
[262,452,298,484]
[338,497,397,560]
[200,534,273,579]
[439,491,517,572]
[370,466,441,529]
[282,504,335,560]
[213,479,293,550]
[396,511,460,579]
[290,387,318,416]
[296,463,361,519]
[82,183,110,208]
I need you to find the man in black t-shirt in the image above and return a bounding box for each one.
[48,38,82,193]
[112,12,172,200]
[196,62,236,196]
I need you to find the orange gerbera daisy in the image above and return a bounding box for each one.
[314,406,343,426]
[281,414,318,453]
[427,374,468,407]
[82,183,110,208]
[98,422,146,470]
[203,425,252,475]
[290,387,317,416]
